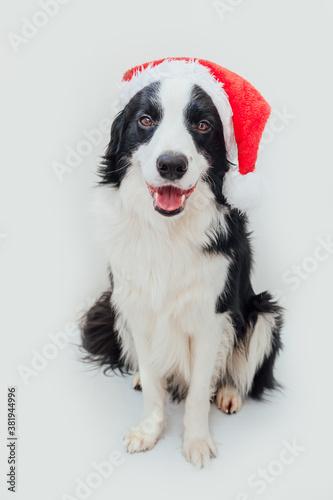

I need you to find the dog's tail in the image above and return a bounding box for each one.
[80,290,131,374]
[247,291,284,399]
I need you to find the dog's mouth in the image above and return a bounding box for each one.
[146,183,197,217]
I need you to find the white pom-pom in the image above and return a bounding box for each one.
[222,167,270,212]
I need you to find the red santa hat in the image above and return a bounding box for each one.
[116,57,271,211]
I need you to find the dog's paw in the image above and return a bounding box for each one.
[132,371,141,391]
[123,423,161,453]
[182,435,217,469]
[216,386,243,414]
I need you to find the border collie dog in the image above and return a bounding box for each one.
[81,59,283,468]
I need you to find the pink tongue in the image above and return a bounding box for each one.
[156,187,183,211]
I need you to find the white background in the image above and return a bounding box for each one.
[1,0,333,499]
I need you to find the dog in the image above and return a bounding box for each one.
[81,58,283,468]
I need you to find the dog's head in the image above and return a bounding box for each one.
[100,78,230,217]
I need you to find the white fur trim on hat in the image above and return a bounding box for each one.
[222,165,270,212]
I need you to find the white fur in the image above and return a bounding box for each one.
[92,80,275,467]
[93,166,233,466]
[93,169,231,381]
[226,313,276,396]
[134,79,209,191]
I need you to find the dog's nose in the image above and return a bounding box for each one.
[156,153,188,180]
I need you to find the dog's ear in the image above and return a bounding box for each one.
[99,111,126,186]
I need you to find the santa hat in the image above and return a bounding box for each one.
[116,57,271,211]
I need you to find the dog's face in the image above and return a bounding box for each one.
[101,78,230,217]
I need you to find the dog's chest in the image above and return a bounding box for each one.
[103,205,229,331]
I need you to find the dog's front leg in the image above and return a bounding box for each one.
[182,329,220,468]
[123,340,166,453]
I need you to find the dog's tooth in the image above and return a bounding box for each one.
[154,192,158,203]
[181,195,185,204]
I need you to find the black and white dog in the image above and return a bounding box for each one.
[81,59,283,468]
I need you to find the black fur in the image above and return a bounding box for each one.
[183,85,284,396]
[185,84,230,205]
[203,201,283,397]
[99,82,162,186]
[206,209,255,343]
[80,289,131,375]
[81,79,283,401]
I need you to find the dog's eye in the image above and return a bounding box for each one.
[197,121,211,132]
[139,116,153,127]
